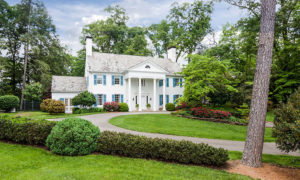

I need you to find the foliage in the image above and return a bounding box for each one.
[72,91,96,107]
[40,99,53,112]
[0,95,19,112]
[191,107,232,119]
[236,103,250,119]
[81,5,152,56]
[228,116,248,124]
[165,103,175,111]
[135,104,139,108]
[97,131,229,166]
[103,102,120,112]
[175,102,189,110]
[0,115,56,145]
[181,55,237,105]
[119,103,129,112]
[72,107,104,114]
[46,118,100,156]
[23,82,43,101]
[272,88,300,152]
[46,100,65,114]
[146,103,151,108]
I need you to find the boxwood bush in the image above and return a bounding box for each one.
[97,131,229,166]
[0,95,19,112]
[166,103,175,111]
[119,103,129,112]
[46,118,100,156]
[0,116,56,145]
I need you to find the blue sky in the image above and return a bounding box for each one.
[7,0,247,56]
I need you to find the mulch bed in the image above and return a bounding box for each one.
[175,115,248,126]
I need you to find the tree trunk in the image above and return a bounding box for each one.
[241,0,276,167]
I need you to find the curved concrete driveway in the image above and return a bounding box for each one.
[51,112,299,156]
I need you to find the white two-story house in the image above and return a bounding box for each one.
[51,37,184,113]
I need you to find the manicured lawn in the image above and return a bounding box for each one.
[0,111,105,120]
[0,142,250,180]
[266,111,275,122]
[110,114,275,142]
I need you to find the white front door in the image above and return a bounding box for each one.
[64,98,72,113]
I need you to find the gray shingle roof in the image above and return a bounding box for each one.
[87,52,182,75]
[52,76,87,93]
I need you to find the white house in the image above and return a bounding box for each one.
[52,37,184,113]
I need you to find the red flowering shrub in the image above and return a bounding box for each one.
[103,102,120,112]
[176,102,189,110]
[191,107,232,119]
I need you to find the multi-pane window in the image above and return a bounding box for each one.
[114,76,120,85]
[97,77,103,84]
[174,78,179,86]
[174,94,180,100]
[97,94,103,105]
[115,94,120,103]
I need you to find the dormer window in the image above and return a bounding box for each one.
[145,65,150,69]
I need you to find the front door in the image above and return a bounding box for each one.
[64,98,72,113]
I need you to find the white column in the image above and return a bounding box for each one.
[153,78,157,111]
[163,78,166,111]
[138,77,142,111]
[128,78,131,111]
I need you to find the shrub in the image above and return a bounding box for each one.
[119,103,129,112]
[103,102,120,112]
[72,91,96,107]
[228,116,248,124]
[46,100,65,114]
[46,118,100,156]
[0,95,19,112]
[236,103,250,119]
[72,107,104,114]
[97,131,229,166]
[175,102,189,110]
[166,103,175,111]
[136,104,139,108]
[191,107,232,119]
[147,103,151,108]
[272,89,300,153]
[0,116,56,145]
[40,99,53,112]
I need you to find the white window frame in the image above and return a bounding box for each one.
[115,94,120,103]
[114,76,120,85]
[97,94,103,105]
[174,78,179,87]
[97,76,103,85]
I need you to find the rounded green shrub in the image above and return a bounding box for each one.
[119,103,129,112]
[72,91,96,107]
[46,118,100,155]
[0,95,19,112]
[166,103,175,111]
[46,100,65,114]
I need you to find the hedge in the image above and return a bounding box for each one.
[191,107,232,119]
[97,131,229,166]
[166,103,175,111]
[0,116,56,145]
[72,107,104,114]
[0,95,19,112]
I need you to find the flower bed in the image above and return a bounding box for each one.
[191,107,232,119]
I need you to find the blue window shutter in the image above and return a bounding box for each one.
[173,78,176,87]
[94,94,97,107]
[121,76,123,86]
[166,95,169,103]
[104,94,107,103]
[173,95,176,103]
[112,75,115,85]
[121,94,124,103]
[103,75,106,85]
[94,75,97,85]
[180,78,183,87]
[159,95,163,105]
[59,98,64,103]
[159,80,163,87]
[166,78,169,87]
[112,94,115,102]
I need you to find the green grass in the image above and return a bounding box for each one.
[110,114,275,142]
[0,142,250,180]
[266,111,275,122]
[0,111,105,120]
[228,151,300,168]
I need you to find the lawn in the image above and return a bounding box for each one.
[0,142,250,180]
[0,111,105,120]
[110,114,275,142]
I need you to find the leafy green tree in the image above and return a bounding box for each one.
[82,5,152,56]
[23,82,43,101]
[180,55,237,105]
[72,91,96,107]
[70,49,86,76]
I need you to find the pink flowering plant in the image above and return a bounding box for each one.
[175,102,189,110]
[191,107,232,119]
[103,102,120,112]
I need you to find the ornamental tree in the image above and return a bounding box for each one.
[72,91,96,107]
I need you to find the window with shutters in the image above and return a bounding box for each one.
[114,76,120,85]
[97,76,103,84]
[174,78,179,86]
[97,94,103,105]
[115,94,120,103]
